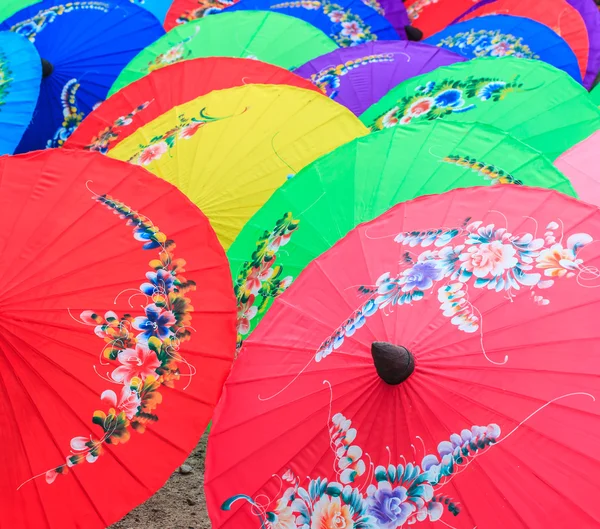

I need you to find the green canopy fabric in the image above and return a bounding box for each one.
[228,120,576,348]
[0,0,40,23]
[109,10,337,96]
[360,57,600,160]
[591,83,600,107]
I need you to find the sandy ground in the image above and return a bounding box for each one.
[110,435,211,529]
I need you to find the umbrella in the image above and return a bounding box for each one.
[425,15,582,83]
[360,56,600,160]
[592,82,600,105]
[0,0,164,153]
[109,11,336,96]
[458,0,600,89]
[206,184,600,529]
[555,130,600,203]
[223,0,401,47]
[0,0,39,23]
[129,0,173,22]
[107,83,368,249]
[228,120,576,348]
[566,0,600,88]
[0,31,41,155]
[293,41,465,115]
[0,149,236,529]
[66,57,318,154]
[165,0,412,36]
[405,0,495,38]
[458,0,590,84]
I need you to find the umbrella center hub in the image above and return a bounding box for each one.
[41,58,53,78]
[371,341,414,385]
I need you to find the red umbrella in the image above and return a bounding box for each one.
[206,185,600,529]
[164,0,236,30]
[0,150,236,529]
[65,57,318,154]
[405,0,490,38]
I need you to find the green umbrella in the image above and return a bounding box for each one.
[591,83,600,107]
[0,0,39,23]
[360,57,600,160]
[228,120,576,348]
[109,10,337,96]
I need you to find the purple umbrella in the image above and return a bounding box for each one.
[376,0,411,36]
[293,41,466,115]
[455,0,600,89]
[566,0,600,89]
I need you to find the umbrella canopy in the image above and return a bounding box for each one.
[223,0,400,47]
[566,0,600,88]
[129,0,173,22]
[207,184,600,529]
[459,0,590,83]
[109,11,336,96]
[0,149,236,529]
[0,0,165,153]
[425,15,582,83]
[165,0,411,35]
[66,57,318,154]
[555,130,600,203]
[0,0,39,23]
[0,31,41,155]
[459,0,600,88]
[293,41,465,115]
[227,120,576,349]
[360,56,600,160]
[592,82,600,105]
[107,83,368,249]
[405,0,494,38]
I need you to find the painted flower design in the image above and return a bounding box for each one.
[341,20,362,40]
[366,482,416,528]
[310,496,355,528]
[111,343,161,384]
[329,9,344,21]
[101,387,141,419]
[400,261,443,291]
[140,269,175,296]
[371,76,524,131]
[179,122,203,139]
[314,216,595,359]
[133,303,176,341]
[138,142,168,165]
[237,299,258,336]
[223,408,502,529]
[459,240,518,279]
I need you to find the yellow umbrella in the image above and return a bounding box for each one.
[108,84,368,249]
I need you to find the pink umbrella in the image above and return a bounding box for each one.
[555,131,600,204]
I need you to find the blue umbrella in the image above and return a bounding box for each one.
[129,0,173,22]
[0,31,41,154]
[425,14,583,84]
[222,0,400,47]
[1,0,165,153]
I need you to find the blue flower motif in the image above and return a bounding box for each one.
[366,481,415,529]
[133,227,162,250]
[477,81,506,101]
[133,303,176,342]
[400,261,442,292]
[434,89,465,109]
[140,269,175,296]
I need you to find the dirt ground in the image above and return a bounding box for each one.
[110,435,211,529]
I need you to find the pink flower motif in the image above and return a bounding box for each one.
[111,343,161,384]
[341,20,361,37]
[400,115,412,125]
[381,106,399,128]
[101,387,141,419]
[460,240,518,279]
[310,496,355,529]
[179,121,203,139]
[491,41,510,57]
[329,9,344,22]
[237,300,258,336]
[245,261,274,294]
[407,97,434,117]
[138,142,168,166]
